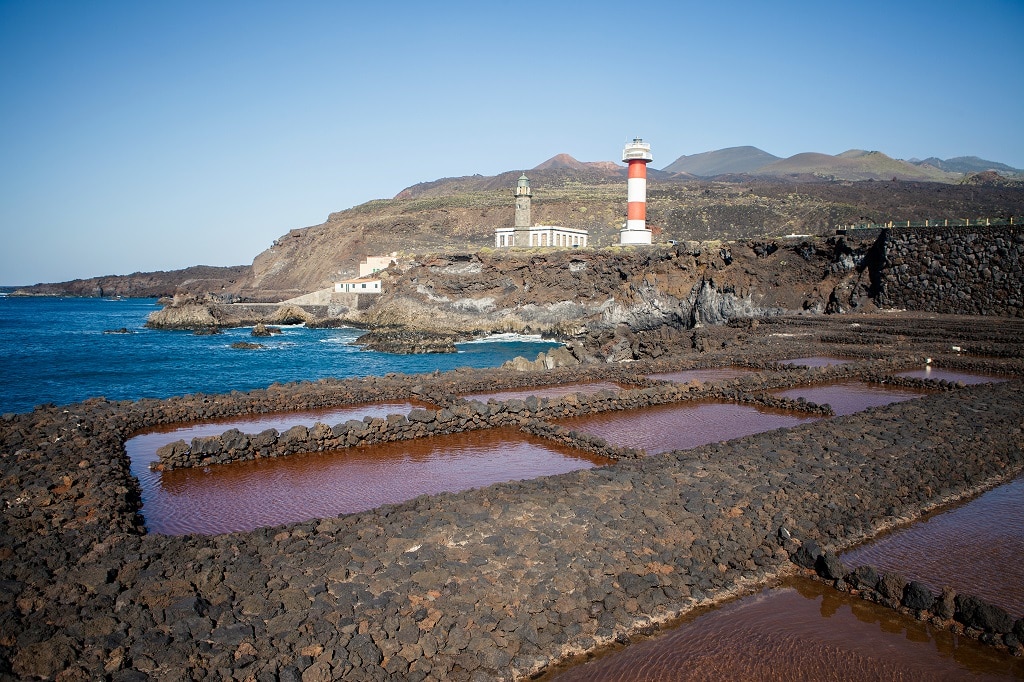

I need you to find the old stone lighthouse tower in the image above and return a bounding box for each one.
[494,172,589,248]
[513,173,532,246]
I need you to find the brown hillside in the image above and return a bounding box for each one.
[393,166,624,201]
[532,153,591,170]
[753,151,961,182]
[661,146,780,176]
[235,174,1024,300]
[532,153,623,174]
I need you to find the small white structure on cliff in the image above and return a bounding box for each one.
[332,255,395,296]
[334,278,381,294]
[494,174,589,248]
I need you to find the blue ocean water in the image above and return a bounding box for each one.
[0,296,560,414]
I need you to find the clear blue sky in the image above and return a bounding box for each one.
[1,0,1021,285]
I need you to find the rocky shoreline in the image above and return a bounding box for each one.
[2,313,1023,679]
[133,227,1023,377]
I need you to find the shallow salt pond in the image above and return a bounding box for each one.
[644,367,755,383]
[129,426,611,535]
[559,401,819,455]
[841,475,1024,616]
[558,383,936,455]
[127,401,433,462]
[125,401,432,495]
[771,379,933,416]
[547,578,1023,681]
[460,381,624,403]
[896,366,1010,384]
[550,400,1024,681]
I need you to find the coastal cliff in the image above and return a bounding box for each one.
[10,265,250,299]
[357,238,861,335]
[143,224,1023,365]
[144,235,873,343]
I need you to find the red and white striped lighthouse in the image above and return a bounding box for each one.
[620,137,653,245]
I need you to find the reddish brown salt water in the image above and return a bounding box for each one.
[547,579,1022,681]
[551,396,1023,681]
[897,366,1010,384]
[130,426,611,535]
[462,381,623,403]
[841,475,1024,616]
[126,401,429,474]
[560,401,818,455]
[772,380,933,416]
[645,367,755,383]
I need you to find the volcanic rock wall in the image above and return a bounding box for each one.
[878,226,1024,317]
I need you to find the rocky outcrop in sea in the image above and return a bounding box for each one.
[352,329,463,354]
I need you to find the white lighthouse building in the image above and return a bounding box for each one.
[494,173,589,248]
[619,138,653,245]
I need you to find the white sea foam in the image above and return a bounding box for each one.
[319,336,360,345]
[222,340,297,350]
[460,333,551,344]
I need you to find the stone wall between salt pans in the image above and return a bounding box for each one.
[3,350,1023,679]
[154,378,844,471]
[153,354,974,472]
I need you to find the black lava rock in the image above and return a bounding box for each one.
[902,581,934,611]
[792,539,822,570]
